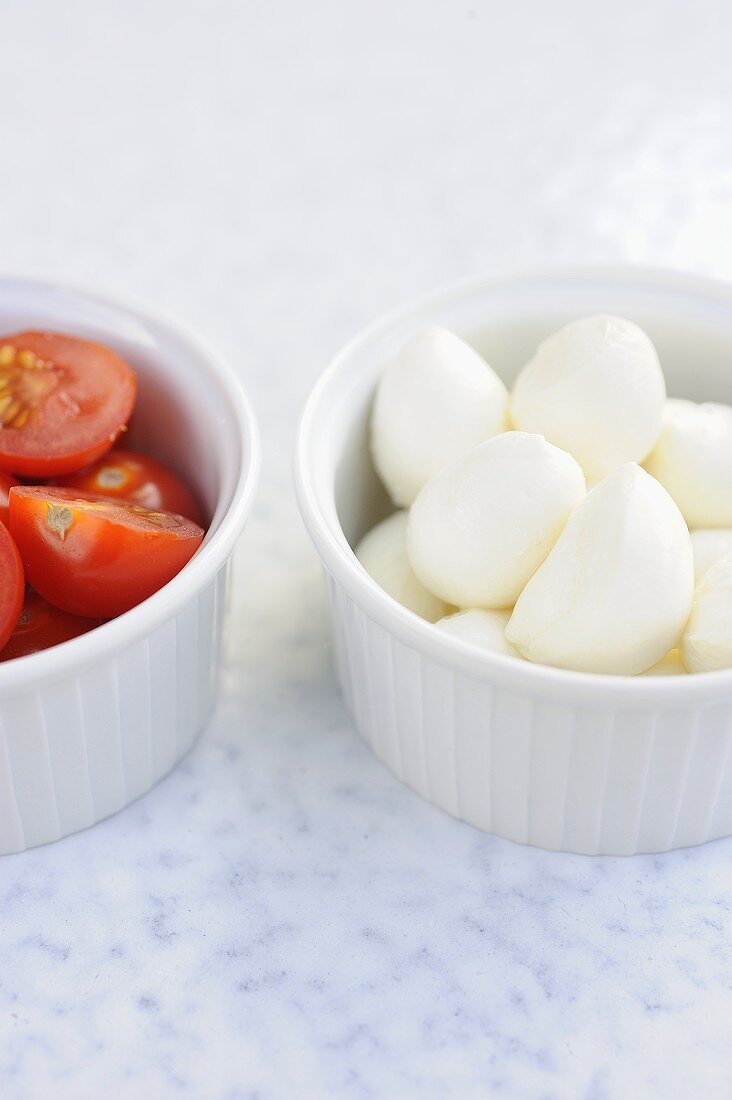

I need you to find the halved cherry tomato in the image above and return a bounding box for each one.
[1,588,103,661]
[0,523,25,651]
[55,448,204,526]
[0,332,136,477]
[9,486,204,619]
[0,471,19,527]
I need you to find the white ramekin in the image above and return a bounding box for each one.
[0,277,259,855]
[296,268,732,856]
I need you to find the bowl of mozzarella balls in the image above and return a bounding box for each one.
[296,269,732,854]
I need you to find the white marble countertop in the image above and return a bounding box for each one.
[2,1,732,1096]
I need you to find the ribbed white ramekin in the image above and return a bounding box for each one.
[296,268,732,855]
[0,277,260,855]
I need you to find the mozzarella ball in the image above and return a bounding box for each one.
[641,650,686,676]
[435,609,520,658]
[371,326,508,506]
[505,464,694,675]
[682,556,732,673]
[407,431,585,609]
[644,400,732,527]
[355,511,450,622]
[664,397,697,422]
[691,529,732,585]
[510,315,665,482]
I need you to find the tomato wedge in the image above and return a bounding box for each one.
[0,523,25,651]
[0,471,19,527]
[9,486,204,619]
[0,332,136,477]
[1,588,103,661]
[56,448,204,526]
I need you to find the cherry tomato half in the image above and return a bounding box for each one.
[9,486,204,619]
[0,471,19,527]
[0,523,25,651]
[0,332,136,477]
[56,448,204,526]
[1,588,103,661]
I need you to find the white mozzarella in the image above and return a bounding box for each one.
[510,314,665,481]
[645,400,732,527]
[435,609,520,658]
[355,510,450,622]
[407,431,585,609]
[682,555,732,673]
[371,326,508,507]
[505,464,694,675]
[691,529,732,586]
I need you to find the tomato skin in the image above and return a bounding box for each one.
[55,449,205,526]
[9,486,204,619]
[0,332,136,477]
[0,472,19,527]
[1,589,103,661]
[0,524,25,652]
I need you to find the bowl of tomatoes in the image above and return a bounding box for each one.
[0,277,259,854]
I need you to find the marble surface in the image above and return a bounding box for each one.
[2,1,732,1096]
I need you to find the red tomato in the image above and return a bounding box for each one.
[56,448,204,526]
[0,523,25,651]
[0,332,136,477]
[9,486,204,619]
[1,588,103,661]
[0,471,19,527]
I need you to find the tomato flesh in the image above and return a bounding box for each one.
[0,471,19,527]
[0,523,25,652]
[0,332,136,477]
[56,448,204,526]
[1,588,103,661]
[9,486,204,619]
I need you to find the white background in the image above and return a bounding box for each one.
[2,2,732,1097]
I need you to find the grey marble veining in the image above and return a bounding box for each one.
[2,0,732,1096]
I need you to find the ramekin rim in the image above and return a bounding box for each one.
[295,264,732,703]
[0,274,261,691]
